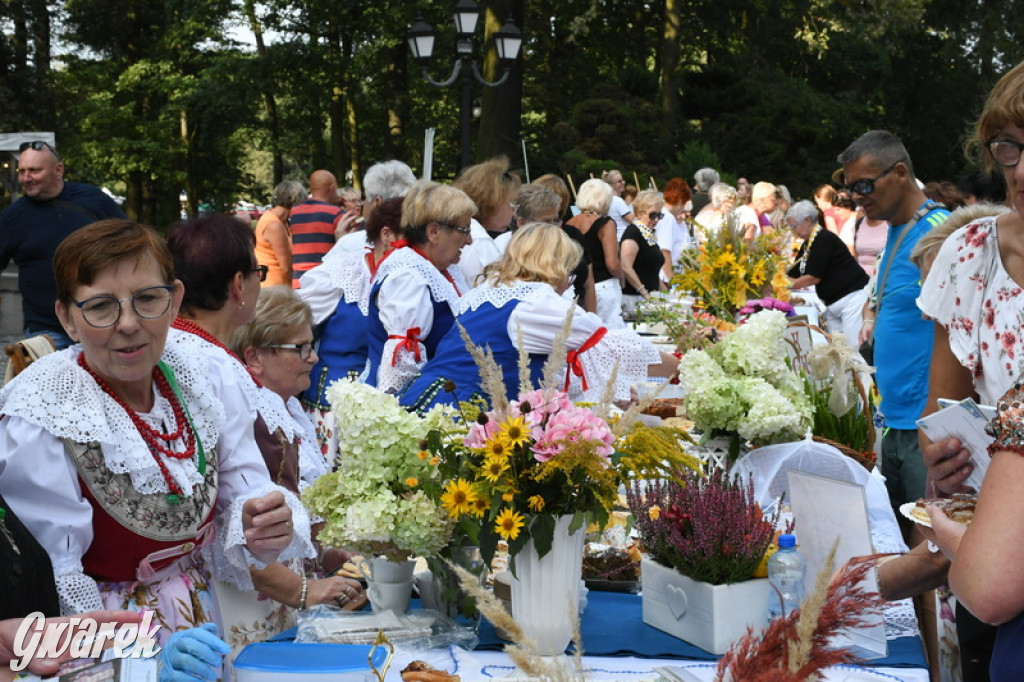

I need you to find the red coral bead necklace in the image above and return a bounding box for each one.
[76,353,196,500]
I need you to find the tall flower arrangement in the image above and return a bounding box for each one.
[676,213,791,322]
[679,310,812,459]
[302,379,453,562]
[421,387,621,567]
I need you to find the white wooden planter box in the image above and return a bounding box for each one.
[641,557,769,655]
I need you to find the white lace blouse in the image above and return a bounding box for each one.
[0,342,314,614]
[463,281,662,401]
[373,246,468,393]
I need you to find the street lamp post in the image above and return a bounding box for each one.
[407,1,523,170]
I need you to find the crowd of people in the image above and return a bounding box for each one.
[4,58,1024,682]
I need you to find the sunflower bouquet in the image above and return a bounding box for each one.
[420,387,621,569]
[675,211,792,322]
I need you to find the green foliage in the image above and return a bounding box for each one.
[4,0,1024,216]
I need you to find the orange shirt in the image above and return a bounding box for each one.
[255,211,293,287]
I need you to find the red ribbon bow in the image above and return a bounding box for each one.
[564,327,608,391]
[389,328,422,366]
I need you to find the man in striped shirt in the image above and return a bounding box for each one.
[290,169,344,286]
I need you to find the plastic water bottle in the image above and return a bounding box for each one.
[767,534,806,620]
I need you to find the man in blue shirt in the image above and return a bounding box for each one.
[839,130,949,513]
[0,141,125,348]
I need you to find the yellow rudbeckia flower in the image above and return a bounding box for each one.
[499,415,531,449]
[482,456,509,483]
[495,507,526,541]
[441,478,476,519]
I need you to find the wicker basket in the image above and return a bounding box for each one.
[785,321,876,472]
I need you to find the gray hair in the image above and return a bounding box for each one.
[694,167,720,192]
[786,200,819,225]
[363,160,417,202]
[837,130,914,177]
[516,184,562,222]
[709,182,737,209]
[575,178,614,215]
[271,181,306,209]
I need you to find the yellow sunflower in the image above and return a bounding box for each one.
[481,456,509,483]
[499,415,531,449]
[494,507,526,541]
[441,478,476,519]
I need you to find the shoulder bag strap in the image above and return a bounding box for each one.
[871,201,943,313]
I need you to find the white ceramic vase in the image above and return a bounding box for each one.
[509,515,586,656]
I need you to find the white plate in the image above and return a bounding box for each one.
[899,502,930,528]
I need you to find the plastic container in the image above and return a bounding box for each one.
[233,642,389,681]
[766,534,806,621]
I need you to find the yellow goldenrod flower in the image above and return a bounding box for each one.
[405,477,418,487]
[495,507,526,541]
[499,415,531,449]
[648,505,661,520]
[527,495,545,512]
[441,478,476,519]
[482,456,509,483]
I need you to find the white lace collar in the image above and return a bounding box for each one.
[286,396,330,489]
[321,247,374,314]
[0,345,224,496]
[457,281,551,314]
[166,327,263,415]
[373,246,467,306]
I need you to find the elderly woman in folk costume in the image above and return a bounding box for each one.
[296,196,405,456]
[0,219,309,641]
[366,180,475,394]
[399,223,679,414]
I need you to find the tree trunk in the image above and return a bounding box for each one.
[242,0,283,185]
[660,0,681,140]
[477,0,523,169]
[342,32,360,189]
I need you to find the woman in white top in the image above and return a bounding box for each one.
[0,220,306,638]
[399,223,678,414]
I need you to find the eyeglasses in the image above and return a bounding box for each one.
[252,264,269,281]
[265,342,315,360]
[18,140,61,162]
[439,222,472,235]
[844,163,897,195]
[71,285,175,328]
[987,139,1024,167]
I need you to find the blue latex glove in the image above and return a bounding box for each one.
[158,623,230,681]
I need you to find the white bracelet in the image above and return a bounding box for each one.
[298,574,309,610]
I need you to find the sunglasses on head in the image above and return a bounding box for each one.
[18,140,60,161]
[843,163,897,195]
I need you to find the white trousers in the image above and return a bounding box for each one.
[594,278,625,329]
[823,288,868,342]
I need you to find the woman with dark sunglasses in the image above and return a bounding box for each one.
[620,189,667,320]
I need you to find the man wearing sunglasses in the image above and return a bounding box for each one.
[0,140,125,349]
[837,130,949,516]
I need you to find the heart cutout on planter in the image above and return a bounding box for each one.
[666,583,688,620]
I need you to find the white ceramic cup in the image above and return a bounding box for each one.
[358,556,416,583]
[367,578,414,614]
